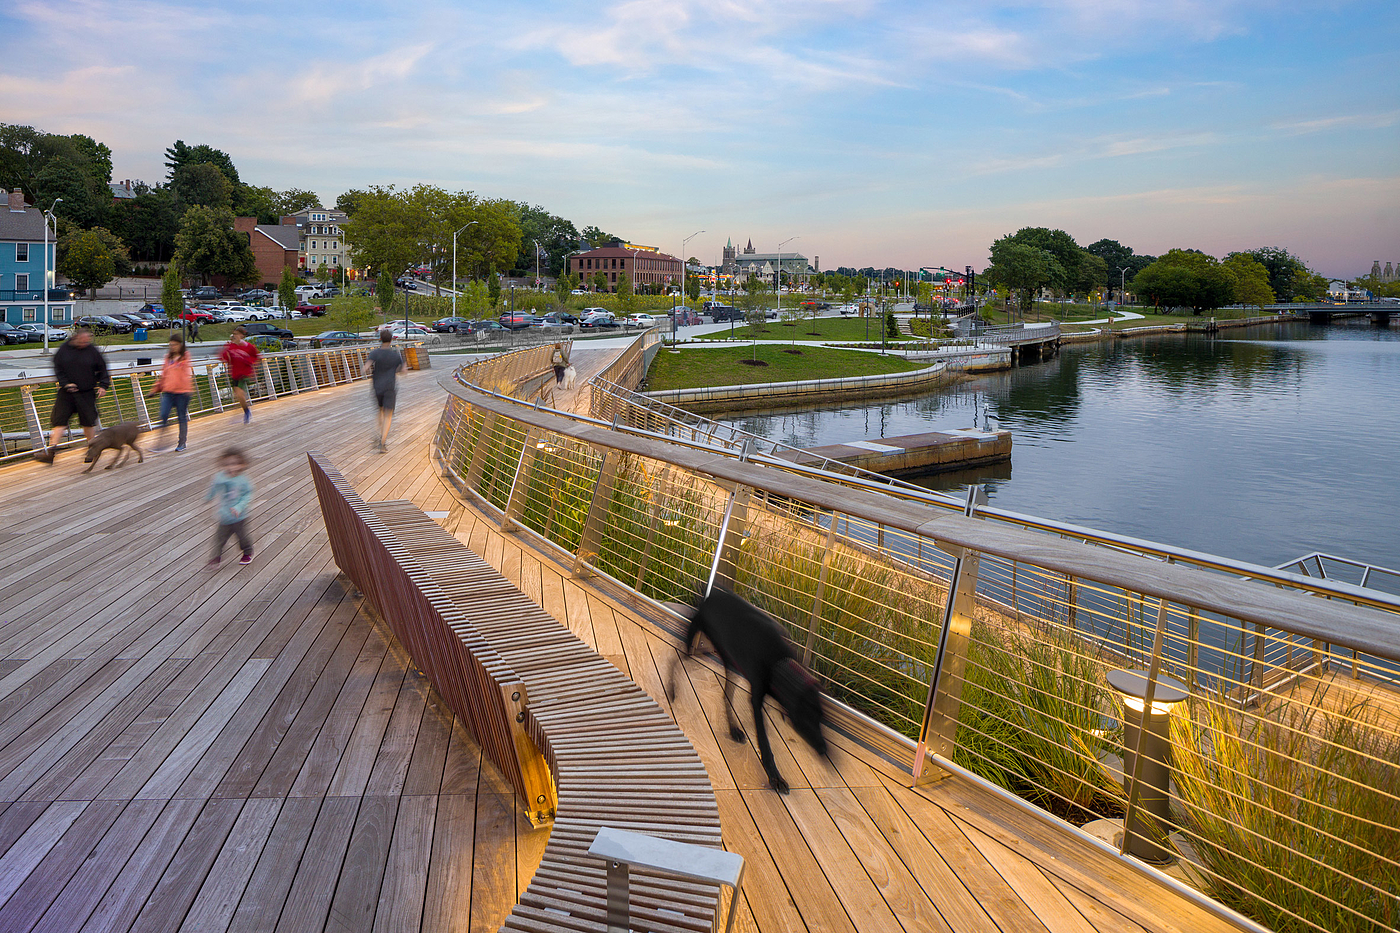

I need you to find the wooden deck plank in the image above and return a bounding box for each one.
[325,795,397,933]
[370,794,436,933]
[420,794,475,933]
[0,798,123,930]
[470,793,518,933]
[176,798,283,933]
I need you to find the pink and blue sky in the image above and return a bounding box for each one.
[3,0,1396,277]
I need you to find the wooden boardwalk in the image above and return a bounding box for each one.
[0,363,1241,933]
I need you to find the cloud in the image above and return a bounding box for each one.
[1271,109,1400,136]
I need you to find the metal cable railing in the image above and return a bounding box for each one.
[0,343,384,463]
[435,342,1400,933]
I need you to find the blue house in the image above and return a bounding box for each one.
[1,188,73,327]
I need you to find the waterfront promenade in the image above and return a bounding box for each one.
[0,367,1245,933]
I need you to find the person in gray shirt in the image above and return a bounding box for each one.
[362,331,406,452]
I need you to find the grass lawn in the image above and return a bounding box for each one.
[722,315,907,343]
[647,344,920,391]
[980,302,1278,331]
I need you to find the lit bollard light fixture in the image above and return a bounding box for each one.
[1107,668,1189,864]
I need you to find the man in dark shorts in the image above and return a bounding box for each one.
[34,326,110,464]
[362,330,406,452]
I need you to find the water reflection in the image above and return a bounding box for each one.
[719,322,1400,568]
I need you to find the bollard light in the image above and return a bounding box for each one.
[1107,668,1188,864]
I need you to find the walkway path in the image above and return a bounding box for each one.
[0,364,1242,933]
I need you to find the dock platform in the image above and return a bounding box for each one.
[778,428,1011,477]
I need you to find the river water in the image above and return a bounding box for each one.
[720,321,1400,574]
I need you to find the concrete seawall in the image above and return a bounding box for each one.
[644,359,958,414]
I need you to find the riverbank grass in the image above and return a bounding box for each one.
[646,344,920,391]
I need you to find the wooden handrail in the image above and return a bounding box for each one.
[436,379,1400,665]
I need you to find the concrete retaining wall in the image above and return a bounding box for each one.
[644,359,954,413]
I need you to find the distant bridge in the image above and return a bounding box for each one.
[1266,301,1398,325]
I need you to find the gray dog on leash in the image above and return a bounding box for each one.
[82,422,144,473]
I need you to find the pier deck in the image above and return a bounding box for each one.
[0,369,1238,933]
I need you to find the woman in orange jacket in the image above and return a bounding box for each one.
[150,334,195,451]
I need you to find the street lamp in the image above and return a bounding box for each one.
[776,236,798,321]
[533,238,543,292]
[1107,668,1189,864]
[452,221,478,319]
[42,198,62,354]
[680,230,704,308]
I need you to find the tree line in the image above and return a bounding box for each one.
[982,227,1330,315]
[0,124,629,294]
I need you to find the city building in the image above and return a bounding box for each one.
[0,189,72,326]
[234,217,301,288]
[720,237,811,281]
[568,242,681,293]
[284,207,350,274]
[1369,260,1396,283]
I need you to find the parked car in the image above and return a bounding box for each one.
[247,333,297,352]
[310,330,362,348]
[580,310,618,328]
[0,322,31,344]
[625,313,657,328]
[432,316,473,333]
[192,286,221,300]
[295,302,327,317]
[15,322,68,341]
[379,323,433,340]
[112,313,153,330]
[294,284,324,298]
[126,312,172,330]
[707,305,741,322]
[498,313,540,330]
[319,285,340,297]
[218,307,257,322]
[466,320,507,337]
[178,309,217,325]
[74,314,133,334]
[531,313,573,333]
[799,300,831,311]
[394,278,418,290]
[241,288,274,301]
[239,321,295,340]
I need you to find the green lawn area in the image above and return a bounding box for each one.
[722,315,907,343]
[647,344,920,391]
[978,303,1281,332]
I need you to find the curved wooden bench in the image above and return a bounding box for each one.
[309,454,728,933]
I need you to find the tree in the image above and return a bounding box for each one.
[171,162,233,211]
[511,203,580,277]
[316,262,332,283]
[278,188,322,214]
[1,124,113,205]
[1291,267,1328,302]
[1222,253,1275,308]
[580,225,617,248]
[336,189,369,216]
[487,275,501,308]
[555,272,573,303]
[377,270,397,319]
[985,240,1060,317]
[162,263,185,327]
[173,205,257,286]
[58,228,116,293]
[111,188,180,262]
[34,159,107,227]
[591,270,608,292]
[462,280,490,318]
[686,274,701,302]
[278,266,297,313]
[1130,249,1235,313]
[331,301,377,336]
[616,271,636,316]
[234,185,281,224]
[1241,247,1309,302]
[163,141,240,187]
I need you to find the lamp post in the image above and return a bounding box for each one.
[1107,668,1188,864]
[42,198,62,354]
[452,221,478,319]
[533,238,543,292]
[680,229,704,310]
[776,236,798,322]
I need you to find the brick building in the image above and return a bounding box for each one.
[569,243,681,293]
[234,217,300,288]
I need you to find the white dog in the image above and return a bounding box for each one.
[562,364,577,390]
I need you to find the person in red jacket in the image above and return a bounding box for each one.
[218,326,260,423]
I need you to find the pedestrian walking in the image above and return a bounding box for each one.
[550,342,570,387]
[362,330,405,452]
[218,326,260,423]
[149,334,194,452]
[33,326,110,465]
[206,448,254,567]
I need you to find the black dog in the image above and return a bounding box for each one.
[668,587,828,793]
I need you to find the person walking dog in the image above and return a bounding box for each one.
[206,448,254,567]
[33,326,110,465]
[362,331,406,452]
[149,334,194,451]
[218,327,259,423]
[550,342,569,387]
